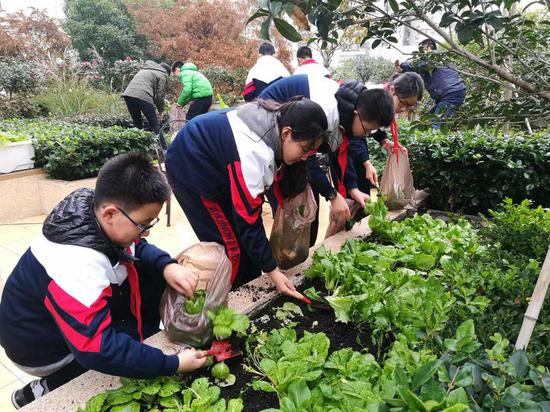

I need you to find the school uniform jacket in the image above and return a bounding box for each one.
[166,108,279,275]
[243,55,290,102]
[0,189,179,378]
[258,74,359,198]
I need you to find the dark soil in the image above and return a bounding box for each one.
[195,278,385,411]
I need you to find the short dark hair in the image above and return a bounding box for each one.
[297,46,312,59]
[259,42,275,55]
[356,89,395,128]
[419,38,437,50]
[94,153,170,212]
[171,61,184,73]
[390,72,424,101]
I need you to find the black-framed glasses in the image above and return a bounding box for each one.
[116,207,159,235]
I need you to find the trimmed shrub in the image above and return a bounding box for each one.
[367,127,550,213]
[0,119,158,180]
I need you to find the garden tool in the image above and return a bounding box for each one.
[295,294,332,311]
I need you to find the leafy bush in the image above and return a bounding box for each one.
[34,79,127,117]
[307,198,550,365]
[0,95,47,118]
[0,119,157,180]
[377,127,550,214]
[249,321,550,411]
[202,66,247,105]
[481,198,550,263]
[64,113,133,128]
[334,55,394,84]
[0,58,45,97]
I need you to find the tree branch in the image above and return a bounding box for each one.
[404,1,550,102]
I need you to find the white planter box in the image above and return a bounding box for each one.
[0,140,35,174]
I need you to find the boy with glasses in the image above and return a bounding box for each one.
[0,153,206,409]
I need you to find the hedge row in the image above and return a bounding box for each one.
[0,119,158,181]
[368,127,550,213]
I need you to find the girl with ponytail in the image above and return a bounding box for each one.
[166,97,327,297]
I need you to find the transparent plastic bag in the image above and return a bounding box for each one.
[380,150,415,210]
[270,185,318,270]
[169,103,186,134]
[160,242,232,347]
[324,199,362,239]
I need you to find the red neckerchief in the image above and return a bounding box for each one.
[273,167,285,208]
[383,83,404,164]
[301,58,317,65]
[337,135,350,197]
[121,247,143,342]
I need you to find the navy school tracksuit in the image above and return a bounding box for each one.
[258,74,366,244]
[0,189,179,390]
[166,108,280,288]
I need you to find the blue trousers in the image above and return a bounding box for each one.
[430,89,466,130]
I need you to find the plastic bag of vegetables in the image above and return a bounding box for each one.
[160,242,232,347]
[269,184,317,270]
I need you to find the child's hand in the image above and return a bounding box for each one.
[177,349,207,373]
[163,263,199,297]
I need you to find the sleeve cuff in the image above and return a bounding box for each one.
[157,255,178,273]
[261,257,278,274]
[162,354,180,376]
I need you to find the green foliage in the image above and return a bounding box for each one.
[64,113,133,128]
[207,306,250,340]
[0,95,46,119]
[334,55,394,84]
[0,58,45,97]
[306,197,550,365]
[482,198,550,263]
[0,131,28,146]
[64,0,147,63]
[248,321,550,411]
[34,78,127,117]
[390,127,550,213]
[201,66,247,106]
[184,290,207,315]
[250,1,550,126]
[0,119,157,180]
[78,376,243,412]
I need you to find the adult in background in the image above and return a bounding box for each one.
[293,45,331,78]
[395,39,466,130]
[172,61,213,122]
[243,42,290,102]
[123,61,170,149]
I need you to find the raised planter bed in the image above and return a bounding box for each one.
[0,169,96,223]
[19,207,412,412]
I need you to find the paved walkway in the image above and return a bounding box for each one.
[0,195,330,411]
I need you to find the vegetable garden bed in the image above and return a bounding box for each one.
[21,198,550,411]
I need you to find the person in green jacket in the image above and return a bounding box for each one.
[172,62,213,121]
[123,61,170,149]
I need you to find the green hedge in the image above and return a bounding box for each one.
[0,119,158,180]
[368,127,550,213]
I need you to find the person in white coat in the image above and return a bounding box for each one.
[293,46,331,78]
[243,42,290,101]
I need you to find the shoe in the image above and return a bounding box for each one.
[11,379,49,409]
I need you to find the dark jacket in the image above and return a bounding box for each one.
[0,189,179,378]
[123,61,168,112]
[400,60,465,102]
